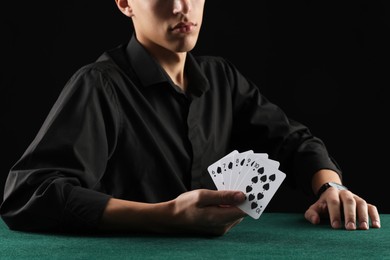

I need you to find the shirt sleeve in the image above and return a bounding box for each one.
[0,65,120,232]
[223,59,342,195]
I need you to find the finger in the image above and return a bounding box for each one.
[325,188,343,229]
[196,205,246,232]
[355,196,369,230]
[204,217,245,236]
[228,217,244,230]
[304,203,322,225]
[340,191,357,230]
[368,204,381,228]
[197,189,245,207]
[225,217,244,233]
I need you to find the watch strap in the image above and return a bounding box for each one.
[317,182,348,198]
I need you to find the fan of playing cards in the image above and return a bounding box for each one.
[207,150,286,220]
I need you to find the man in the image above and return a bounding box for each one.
[0,0,380,235]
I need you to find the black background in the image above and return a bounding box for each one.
[1,1,389,213]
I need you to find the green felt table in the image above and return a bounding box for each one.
[1,213,389,260]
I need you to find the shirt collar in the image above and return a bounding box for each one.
[126,34,209,97]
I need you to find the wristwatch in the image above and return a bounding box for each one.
[317,182,348,198]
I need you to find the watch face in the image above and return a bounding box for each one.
[329,182,348,190]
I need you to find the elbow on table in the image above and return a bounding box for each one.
[0,202,61,232]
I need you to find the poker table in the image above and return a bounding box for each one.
[1,213,389,259]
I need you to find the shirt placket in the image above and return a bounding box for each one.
[186,96,205,190]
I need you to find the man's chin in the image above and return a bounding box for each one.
[168,34,199,53]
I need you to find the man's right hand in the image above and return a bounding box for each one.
[171,189,247,236]
[99,189,247,236]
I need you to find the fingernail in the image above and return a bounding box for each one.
[346,221,356,230]
[360,221,369,230]
[234,192,245,203]
[310,215,316,224]
[373,220,381,228]
[332,220,340,229]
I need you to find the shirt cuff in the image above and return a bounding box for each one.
[62,186,112,231]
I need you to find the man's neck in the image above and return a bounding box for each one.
[154,51,188,92]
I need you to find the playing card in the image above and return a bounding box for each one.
[229,150,254,190]
[233,152,269,190]
[207,150,238,190]
[236,156,286,219]
[218,150,239,190]
[259,155,280,169]
[207,149,285,220]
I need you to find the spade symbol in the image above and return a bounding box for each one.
[251,202,258,209]
[260,175,267,182]
[248,194,255,201]
[257,167,264,174]
[240,159,245,166]
[217,167,222,174]
[269,174,276,181]
[251,176,258,184]
[257,193,264,200]
[263,183,270,190]
[246,185,253,193]
[228,162,233,169]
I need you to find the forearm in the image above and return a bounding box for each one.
[311,169,342,196]
[99,198,176,233]
[98,190,247,235]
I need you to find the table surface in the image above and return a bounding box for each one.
[1,213,389,260]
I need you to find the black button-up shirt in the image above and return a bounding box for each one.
[0,35,341,231]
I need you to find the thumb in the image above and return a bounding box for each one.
[197,189,246,207]
[304,204,321,225]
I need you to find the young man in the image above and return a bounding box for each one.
[0,0,380,235]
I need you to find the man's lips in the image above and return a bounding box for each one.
[171,22,197,33]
